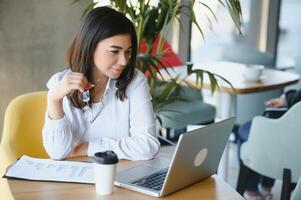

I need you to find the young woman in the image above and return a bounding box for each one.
[42,6,160,161]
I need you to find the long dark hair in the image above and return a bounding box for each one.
[66,6,137,109]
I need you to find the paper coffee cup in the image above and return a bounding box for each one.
[94,151,119,195]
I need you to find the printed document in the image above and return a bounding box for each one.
[4,155,95,184]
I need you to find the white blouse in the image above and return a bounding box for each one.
[42,69,160,160]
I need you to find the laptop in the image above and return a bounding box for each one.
[114,117,235,197]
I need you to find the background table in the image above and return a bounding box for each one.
[160,62,299,180]
[160,61,299,122]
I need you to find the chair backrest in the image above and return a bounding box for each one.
[1,91,49,164]
[177,86,203,101]
[220,44,274,67]
[140,34,183,68]
[291,175,301,200]
[241,101,301,183]
[294,55,301,72]
[193,44,274,67]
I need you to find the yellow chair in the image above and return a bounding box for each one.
[1,91,49,164]
[0,145,14,200]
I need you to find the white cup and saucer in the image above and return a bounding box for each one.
[242,65,265,81]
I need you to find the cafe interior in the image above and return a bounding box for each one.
[1,0,301,199]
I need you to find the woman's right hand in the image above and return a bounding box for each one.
[50,72,88,102]
[47,72,88,120]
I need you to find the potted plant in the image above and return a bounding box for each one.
[73,0,242,125]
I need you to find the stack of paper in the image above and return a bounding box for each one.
[3,155,95,184]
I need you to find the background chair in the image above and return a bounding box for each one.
[157,85,216,130]
[218,44,274,67]
[0,91,49,164]
[155,83,216,143]
[236,102,301,199]
[291,175,301,200]
[195,43,274,67]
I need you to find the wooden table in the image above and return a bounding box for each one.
[1,146,244,200]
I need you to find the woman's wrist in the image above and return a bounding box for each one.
[70,143,88,157]
[48,94,65,120]
[49,89,64,103]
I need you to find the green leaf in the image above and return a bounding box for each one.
[200,2,218,23]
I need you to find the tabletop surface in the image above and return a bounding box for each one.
[160,62,300,94]
[1,146,244,200]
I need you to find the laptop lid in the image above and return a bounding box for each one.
[160,117,235,196]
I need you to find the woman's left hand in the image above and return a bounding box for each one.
[70,143,88,157]
[264,97,287,108]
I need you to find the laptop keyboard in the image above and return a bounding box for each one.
[132,168,168,191]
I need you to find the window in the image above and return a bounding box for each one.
[190,0,251,64]
[276,0,301,68]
